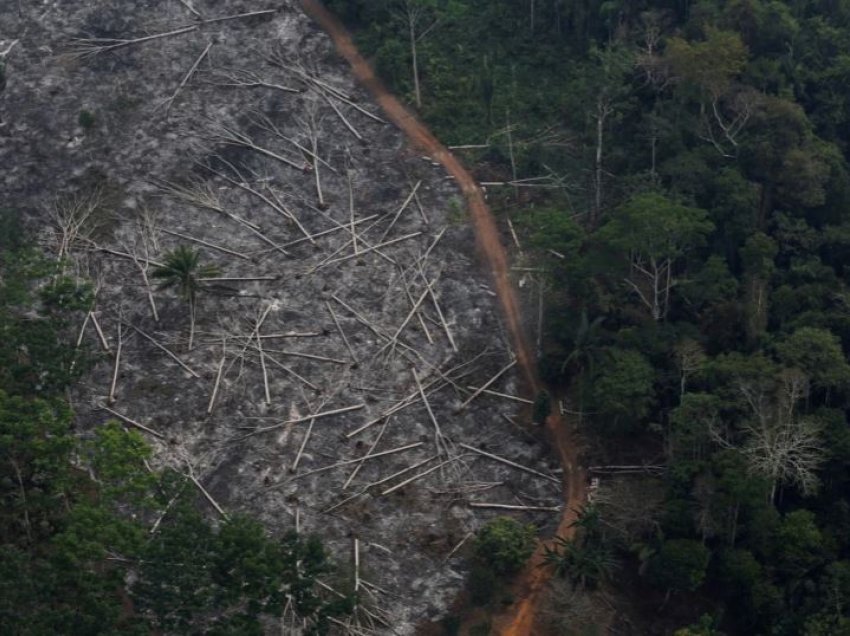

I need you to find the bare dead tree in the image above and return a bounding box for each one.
[739,371,825,502]
[66,10,276,59]
[49,189,104,263]
[294,98,329,208]
[0,40,19,60]
[176,0,203,19]
[635,10,672,90]
[673,338,706,398]
[158,41,213,116]
[698,88,757,158]
[207,68,300,94]
[108,320,123,405]
[393,0,443,109]
[711,370,826,503]
[594,475,666,545]
[268,54,386,124]
[207,121,309,173]
[125,226,160,322]
[68,26,199,59]
[156,176,290,255]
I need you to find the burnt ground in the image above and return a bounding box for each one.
[0,1,559,632]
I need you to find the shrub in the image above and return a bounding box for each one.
[473,517,536,576]
[649,539,710,594]
[467,562,497,606]
[78,110,95,130]
[533,389,551,424]
[440,615,460,635]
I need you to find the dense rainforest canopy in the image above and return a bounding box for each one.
[328,0,850,633]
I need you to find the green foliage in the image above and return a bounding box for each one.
[0,391,74,546]
[649,539,710,594]
[467,561,498,606]
[673,613,724,636]
[599,193,713,262]
[441,614,461,635]
[327,0,850,629]
[776,326,850,389]
[133,508,347,632]
[545,536,618,590]
[152,246,219,349]
[78,110,95,130]
[0,224,349,634]
[473,517,536,576]
[152,245,219,304]
[587,347,655,428]
[545,505,617,589]
[666,28,748,96]
[532,389,551,424]
[0,226,92,396]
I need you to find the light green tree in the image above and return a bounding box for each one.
[473,516,536,576]
[776,327,850,392]
[588,347,655,430]
[597,192,713,321]
[649,539,710,599]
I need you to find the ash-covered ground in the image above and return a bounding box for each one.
[0,1,560,632]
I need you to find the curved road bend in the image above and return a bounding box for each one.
[299,2,586,633]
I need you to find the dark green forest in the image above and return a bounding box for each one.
[0,212,352,634]
[327,0,850,633]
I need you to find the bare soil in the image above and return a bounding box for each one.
[0,0,569,632]
[295,4,589,634]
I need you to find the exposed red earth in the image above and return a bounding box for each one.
[299,2,588,632]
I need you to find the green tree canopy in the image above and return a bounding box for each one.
[650,539,711,594]
[473,516,536,576]
[776,326,850,390]
[588,347,655,428]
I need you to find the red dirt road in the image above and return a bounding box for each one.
[300,2,586,633]
[299,0,535,392]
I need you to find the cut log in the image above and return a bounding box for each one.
[89,311,111,352]
[235,403,365,440]
[160,41,213,116]
[464,385,532,404]
[123,322,200,378]
[99,405,165,439]
[283,442,424,482]
[107,323,122,405]
[468,502,560,512]
[456,359,516,411]
[161,229,250,259]
[459,443,559,485]
[207,351,227,414]
[380,457,456,496]
[326,301,358,365]
[379,181,421,243]
[344,417,390,489]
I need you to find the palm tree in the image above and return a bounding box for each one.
[561,309,607,424]
[560,309,606,377]
[570,503,603,541]
[545,503,617,589]
[544,536,618,590]
[152,246,219,350]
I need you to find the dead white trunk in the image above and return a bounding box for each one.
[408,10,421,108]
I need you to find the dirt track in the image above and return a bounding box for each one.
[299,1,586,633]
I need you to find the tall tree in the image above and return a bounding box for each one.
[597,192,713,320]
[719,369,826,502]
[666,27,751,157]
